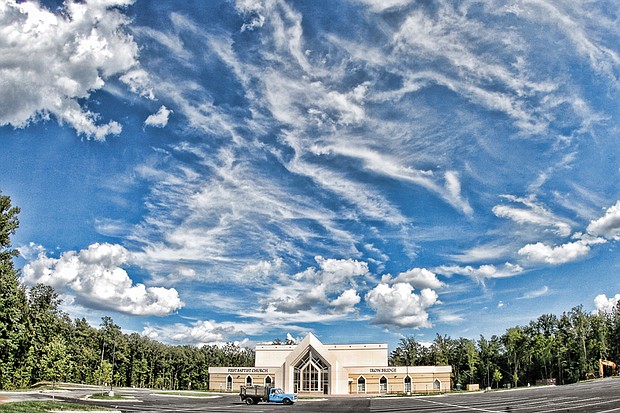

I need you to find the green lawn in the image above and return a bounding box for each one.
[0,401,109,412]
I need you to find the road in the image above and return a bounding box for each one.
[4,377,619,413]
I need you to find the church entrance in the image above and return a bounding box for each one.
[293,348,330,393]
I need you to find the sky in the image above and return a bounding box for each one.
[1,0,619,350]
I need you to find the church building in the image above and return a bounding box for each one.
[208,333,452,395]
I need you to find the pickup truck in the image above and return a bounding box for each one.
[239,385,297,405]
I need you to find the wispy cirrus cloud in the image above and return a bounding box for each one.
[493,195,573,237]
[434,263,524,283]
[518,285,550,300]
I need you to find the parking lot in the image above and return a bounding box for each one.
[6,377,619,413]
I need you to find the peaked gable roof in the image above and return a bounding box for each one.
[283,333,338,367]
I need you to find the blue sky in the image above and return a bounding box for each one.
[1,0,619,350]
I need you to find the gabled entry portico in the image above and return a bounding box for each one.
[281,333,338,394]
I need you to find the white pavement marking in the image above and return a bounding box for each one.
[537,398,620,413]
[419,398,503,412]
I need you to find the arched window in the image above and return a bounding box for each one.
[226,375,233,391]
[357,376,366,393]
[246,376,253,386]
[404,376,411,393]
[433,379,441,391]
[379,376,388,393]
[265,376,272,386]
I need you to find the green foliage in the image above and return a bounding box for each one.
[41,336,72,386]
[0,401,107,412]
[0,192,29,390]
[390,306,620,389]
[492,368,502,388]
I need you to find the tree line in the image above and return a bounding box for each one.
[2,191,619,391]
[390,304,620,388]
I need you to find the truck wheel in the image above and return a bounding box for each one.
[245,398,254,405]
[283,398,292,405]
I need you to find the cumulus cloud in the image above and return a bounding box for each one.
[329,289,361,314]
[314,256,369,284]
[366,283,438,328]
[22,243,183,316]
[594,294,620,313]
[383,267,444,290]
[587,201,620,240]
[261,256,368,316]
[518,236,605,265]
[144,105,172,128]
[0,0,148,140]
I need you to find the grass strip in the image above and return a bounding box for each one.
[0,401,109,412]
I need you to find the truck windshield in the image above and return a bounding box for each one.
[272,389,283,394]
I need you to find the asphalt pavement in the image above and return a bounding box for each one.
[1,377,618,413]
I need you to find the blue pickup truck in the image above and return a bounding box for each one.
[239,385,297,405]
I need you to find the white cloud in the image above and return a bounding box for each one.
[365,283,438,328]
[514,201,618,267]
[435,311,464,325]
[314,256,369,284]
[142,319,256,346]
[434,262,524,283]
[144,105,172,128]
[355,0,410,13]
[0,0,146,140]
[384,268,444,290]
[518,236,605,265]
[21,243,183,316]
[518,285,550,300]
[18,242,46,261]
[242,258,283,277]
[594,294,620,314]
[261,256,368,315]
[329,289,361,314]
[493,195,572,237]
[587,201,620,240]
[449,244,513,263]
[319,144,472,216]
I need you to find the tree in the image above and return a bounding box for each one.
[0,192,29,390]
[464,339,478,384]
[0,191,19,263]
[41,336,72,388]
[26,284,71,384]
[389,336,421,366]
[492,368,502,389]
[503,327,525,387]
[94,360,113,387]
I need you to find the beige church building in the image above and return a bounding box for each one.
[208,333,452,395]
